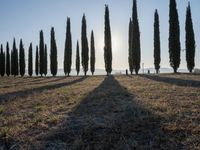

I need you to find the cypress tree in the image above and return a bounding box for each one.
[81,14,89,76]
[90,30,95,75]
[132,0,141,75]
[169,0,181,73]
[76,41,80,76]
[28,43,33,77]
[64,17,72,76]
[154,10,161,74]
[0,45,2,76]
[19,39,25,77]
[50,27,58,76]
[0,45,5,77]
[11,49,14,76]
[12,39,18,76]
[104,5,112,75]
[6,42,10,76]
[35,46,39,76]
[39,30,45,76]
[128,18,134,75]
[44,44,47,76]
[185,3,195,73]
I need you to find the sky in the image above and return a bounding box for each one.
[0,0,200,71]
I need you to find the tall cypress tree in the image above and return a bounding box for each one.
[185,3,195,73]
[104,5,112,75]
[12,39,18,76]
[11,49,14,76]
[39,30,45,76]
[0,45,5,77]
[64,17,72,76]
[50,27,58,76]
[6,42,10,76]
[44,44,48,76]
[132,0,141,75]
[28,43,33,77]
[35,46,39,76]
[76,41,80,76]
[169,0,181,73]
[81,14,89,76]
[154,10,161,74]
[19,39,25,77]
[128,18,134,75]
[0,45,2,76]
[90,30,95,75]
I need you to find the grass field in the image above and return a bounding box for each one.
[0,74,200,149]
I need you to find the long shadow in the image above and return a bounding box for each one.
[140,74,200,88]
[0,77,68,89]
[38,76,182,149]
[0,77,87,103]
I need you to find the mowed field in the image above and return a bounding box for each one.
[0,74,200,149]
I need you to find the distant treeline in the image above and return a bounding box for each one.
[0,0,196,77]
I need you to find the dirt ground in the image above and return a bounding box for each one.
[0,74,200,149]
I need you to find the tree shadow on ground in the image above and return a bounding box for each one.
[0,77,87,103]
[38,76,182,150]
[0,77,67,89]
[140,74,200,88]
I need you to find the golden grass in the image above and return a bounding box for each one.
[0,74,200,149]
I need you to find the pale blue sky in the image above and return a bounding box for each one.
[0,0,200,71]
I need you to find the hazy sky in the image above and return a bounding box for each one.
[0,0,200,71]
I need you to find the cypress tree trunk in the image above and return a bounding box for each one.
[39,30,45,76]
[44,44,47,76]
[128,18,134,75]
[104,5,112,75]
[64,18,72,77]
[76,41,80,76]
[185,3,195,73]
[28,43,33,77]
[35,46,39,76]
[6,42,10,76]
[81,14,89,76]
[154,10,161,74]
[169,0,181,73]
[19,39,25,77]
[50,27,58,76]
[90,30,95,75]
[132,0,141,75]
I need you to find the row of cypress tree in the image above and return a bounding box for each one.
[0,15,99,77]
[0,0,196,77]
[128,0,196,74]
[0,5,112,77]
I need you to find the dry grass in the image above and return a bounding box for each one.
[0,74,200,149]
